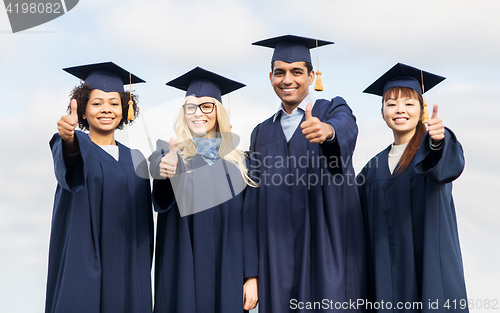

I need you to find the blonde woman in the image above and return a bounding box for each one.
[149,67,258,313]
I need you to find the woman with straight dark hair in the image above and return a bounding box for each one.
[358,63,468,312]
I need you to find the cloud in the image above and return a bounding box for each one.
[297,0,500,64]
[103,0,268,68]
[0,89,63,312]
[1,0,500,311]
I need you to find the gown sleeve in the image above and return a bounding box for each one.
[321,97,359,173]
[242,152,259,279]
[149,139,185,214]
[49,131,91,192]
[414,127,465,184]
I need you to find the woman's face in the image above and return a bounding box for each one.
[83,89,122,135]
[184,96,218,138]
[382,91,421,138]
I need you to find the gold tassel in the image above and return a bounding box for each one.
[127,99,134,121]
[422,101,429,124]
[127,72,134,121]
[314,71,323,91]
[313,43,323,91]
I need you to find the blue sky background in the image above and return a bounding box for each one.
[1,0,499,312]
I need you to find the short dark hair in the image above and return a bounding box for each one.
[271,60,313,75]
[67,83,139,131]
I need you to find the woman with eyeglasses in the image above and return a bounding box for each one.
[149,67,258,313]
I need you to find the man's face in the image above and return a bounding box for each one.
[269,60,314,110]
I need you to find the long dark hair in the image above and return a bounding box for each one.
[382,87,426,174]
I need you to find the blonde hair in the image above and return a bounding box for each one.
[173,97,257,187]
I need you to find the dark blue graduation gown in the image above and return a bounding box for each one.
[46,130,154,313]
[357,128,468,312]
[149,140,258,313]
[248,98,367,312]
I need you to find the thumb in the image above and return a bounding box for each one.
[169,137,176,154]
[305,103,313,120]
[70,99,78,120]
[431,104,438,120]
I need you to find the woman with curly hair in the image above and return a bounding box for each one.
[46,62,154,313]
[149,67,258,313]
[358,63,468,312]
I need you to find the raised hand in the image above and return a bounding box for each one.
[300,103,333,144]
[57,99,78,142]
[159,137,178,178]
[427,104,445,142]
[57,99,79,153]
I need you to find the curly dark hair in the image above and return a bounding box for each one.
[67,83,140,131]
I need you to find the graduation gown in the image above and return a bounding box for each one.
[357,128,468,312]
[249,97,367,312]
[46,130,154,313]
[149,140,258,313]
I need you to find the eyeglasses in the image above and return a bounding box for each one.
[182,102,215,115]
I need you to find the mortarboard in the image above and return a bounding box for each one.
[64,61,145,121]
[63,62,145,93]
[252,35,334,91]
[363,63,445,96]
[252,35,333,64]
[166,67,245,103]
[363,63,446,123]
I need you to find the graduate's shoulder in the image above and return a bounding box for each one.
[314,96,352,115]
[250,115,274,139]
[315,96,349,108]
[147,138,169,163]
[154,138,169,150]
[253,114,275,129]
[316,96,348,106]
[359,145,391,177]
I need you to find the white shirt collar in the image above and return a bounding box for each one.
[272,93,316,122]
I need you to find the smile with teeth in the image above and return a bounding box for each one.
[282,87,297,94]
[192,121,207,125]
[393,117,409,124]
[98,117,115,123]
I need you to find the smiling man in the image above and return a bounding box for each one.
[249,35,367,312]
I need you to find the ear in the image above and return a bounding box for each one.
[82,114,86,119]
[380,107,384,120]
[308,70,315,85]
[269,71,273,84]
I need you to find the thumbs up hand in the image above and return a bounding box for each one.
[300,103,334,144]
[57,99,79,144]
[159,137,178,178]
[427,104,445,142]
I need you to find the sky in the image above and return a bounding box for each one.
[1,0,499,312]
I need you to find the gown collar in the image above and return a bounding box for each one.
[272,93,316,122]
